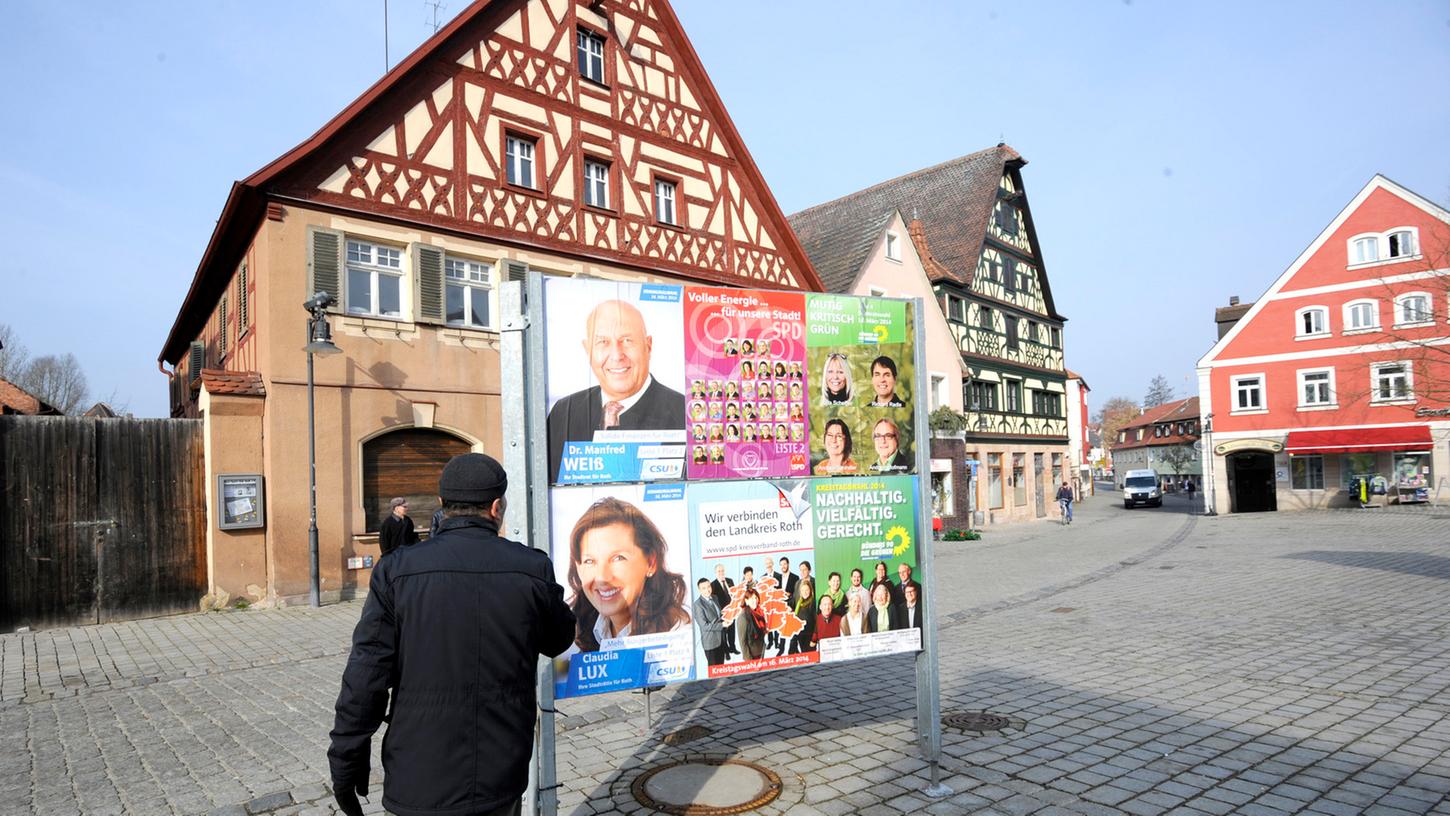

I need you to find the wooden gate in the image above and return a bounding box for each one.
[0,416,207,631]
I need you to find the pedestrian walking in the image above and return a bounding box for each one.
[377,497,418,557]
[1186,478,1197,507]
[328,453,576,816]
[1056,480,1075,525]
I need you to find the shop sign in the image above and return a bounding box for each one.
[1213,438,1283,456]
[1415,406,1450,417]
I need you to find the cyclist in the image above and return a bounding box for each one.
[1056,481,1075,525]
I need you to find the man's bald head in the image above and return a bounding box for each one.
[584,300,653,401]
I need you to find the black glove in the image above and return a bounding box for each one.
[333,778,367,816]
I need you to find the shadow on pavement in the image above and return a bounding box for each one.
[1281,550,1450,580]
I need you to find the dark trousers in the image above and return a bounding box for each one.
[704,644,726,666]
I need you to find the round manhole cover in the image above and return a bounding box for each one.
[943,711,1014,732]
[631,758,782,815]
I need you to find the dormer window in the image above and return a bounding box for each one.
[1295,306,1329,338]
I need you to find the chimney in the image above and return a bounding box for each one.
[1229,295,1240,306]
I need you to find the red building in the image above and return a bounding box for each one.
[1197,175,1450,513]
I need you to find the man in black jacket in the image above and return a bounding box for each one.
[377,497,418,557]
[329,453,576,816]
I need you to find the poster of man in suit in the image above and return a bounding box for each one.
[545,279,687,484]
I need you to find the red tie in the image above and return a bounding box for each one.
[603,401,624,429]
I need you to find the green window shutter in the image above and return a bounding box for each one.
[307,226,344,311]
[237,264,249,331]
[505,260,528,283]
[188,341,205,384]
[413,243,446,324]
[218,294,228,356]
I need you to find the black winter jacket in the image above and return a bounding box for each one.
[328,515,576,816]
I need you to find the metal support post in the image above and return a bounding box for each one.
[911,300,951,798]
[503,276,559,816]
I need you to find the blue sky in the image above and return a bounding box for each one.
[2,0,1447,418]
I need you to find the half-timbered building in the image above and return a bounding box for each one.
[157,0,819,604]
[790,145,1070,526]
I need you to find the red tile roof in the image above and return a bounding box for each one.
[200,369,266,397]
[1112,397,1201,450]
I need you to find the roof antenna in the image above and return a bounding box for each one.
[424,0,447,33]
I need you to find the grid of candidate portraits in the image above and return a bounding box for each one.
[542,278,926,698]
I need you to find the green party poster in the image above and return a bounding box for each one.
[804,295,915,477]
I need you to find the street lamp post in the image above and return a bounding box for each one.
[303,293,343,607]
[1202,413,1216,516]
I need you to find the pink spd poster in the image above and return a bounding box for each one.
[683,287,809,480]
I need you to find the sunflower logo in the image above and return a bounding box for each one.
[872,324,889,343]
[885,525,911,557]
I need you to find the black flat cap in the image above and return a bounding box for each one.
[439,453,508,503]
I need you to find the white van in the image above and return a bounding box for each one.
[1121,469,1162,508]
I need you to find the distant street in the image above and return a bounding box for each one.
[3,494,1449,815]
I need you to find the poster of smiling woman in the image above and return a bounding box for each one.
[805,295,915,476]
[543,277,687,485]
[549,483,695,698]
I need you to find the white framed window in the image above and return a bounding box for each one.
[1297,367,1335,409]
[1387,229,1416,258]
[885,231,901,261]
[1350,235,1379,265]
[1231,373,1266,413]
[1371,362,1413,403]
[1348,227,1419,266]
[654,178,677,225]
[583,158,609,209]
[576,28,606,84]
[445,257,493,329]
[505,135,535,188]
[1394,292,1433,327]
[345,239,404,318]
[1295,306,1329,338]
[1343,299,1379,332]
[929,374,946,410]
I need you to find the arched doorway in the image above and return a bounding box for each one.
[1227,451,1277,513]
[362,428,473,532]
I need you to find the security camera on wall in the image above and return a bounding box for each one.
[303,291,335,313]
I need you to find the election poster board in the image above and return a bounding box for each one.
[540,278,925,699]
[544,278,688,485]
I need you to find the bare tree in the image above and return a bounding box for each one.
[1156,444,1196,476]
[1094,396,1141,455]
[18,354,90,415]
[0,323,29,381]
[1143,374,1175,408]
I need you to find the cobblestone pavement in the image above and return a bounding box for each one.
[3,495,1449,815]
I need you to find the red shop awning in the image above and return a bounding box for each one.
[1284,426,1433,455]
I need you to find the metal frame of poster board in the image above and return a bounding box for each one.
[501,276,948,816]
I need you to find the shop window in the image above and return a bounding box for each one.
[988,453,1003,509]
[1012,453,1026,506]
[1291,456,1324,490]
[362,428,473,533]
[931,471,954,517]
[1340,453,1378,489]
[1393,453,1431,491]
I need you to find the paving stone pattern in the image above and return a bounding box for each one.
[3,496,1449,815]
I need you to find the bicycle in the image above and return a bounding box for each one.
[1059,498,1073,525]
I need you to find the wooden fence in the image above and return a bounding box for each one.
[0,416,207,631]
